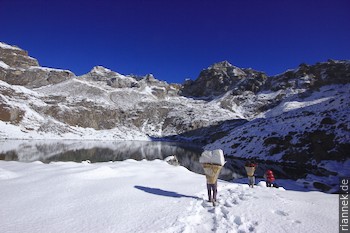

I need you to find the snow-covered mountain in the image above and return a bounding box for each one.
[0,42,349,177]
[0,42,241,140]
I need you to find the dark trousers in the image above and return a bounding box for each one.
[266,181,272,187]
[207,182,217,201]
[248,176,255,186]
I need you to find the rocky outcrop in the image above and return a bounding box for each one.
[1,67,74,88]
[0,42,39,68]
[180,61,267,98]
[80,67,180,98]
[268,60,350,91]
[0,102,24,124]
[181,60,350,99]
[0,42,74,88]
[0,83,27,124]
[81,66,140,88]
[37,101,125,130]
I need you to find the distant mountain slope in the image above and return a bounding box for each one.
[206,84,350,164]
[0,42,240,140]
[1,42,349,173]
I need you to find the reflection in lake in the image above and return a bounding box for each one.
[0,140,244,180]
[0,139,214,175]
[0,140,330,182]
[0,140,200,162]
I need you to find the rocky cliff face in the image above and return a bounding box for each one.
[81,66,140,88]
[0,42,74,88]
[0,42,349,172]
[267,60,350,91]
[0,42,39,68]
[80,66,180,98]
[180,61,268,97]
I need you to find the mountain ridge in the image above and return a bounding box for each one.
[1,42,349,181]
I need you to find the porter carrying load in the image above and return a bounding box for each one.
[199,149,225,206]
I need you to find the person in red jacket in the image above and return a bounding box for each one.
[264,169,275,187]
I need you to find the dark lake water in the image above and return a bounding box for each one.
[0,139,334,186]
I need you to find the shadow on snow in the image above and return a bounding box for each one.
[134,185,200,199]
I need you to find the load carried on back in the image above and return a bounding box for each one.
[200,149,225,183]
[199,149,225,206]
[199,149,226,166]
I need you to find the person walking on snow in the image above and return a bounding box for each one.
[199,149,225,207]
[264,169,275,187]
[244,160,257,188]
[202,163,222,206]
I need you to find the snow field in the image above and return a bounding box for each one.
[0,160,338,233]
[170,182,337,233]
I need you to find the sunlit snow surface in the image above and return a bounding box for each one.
[0,160,338,233]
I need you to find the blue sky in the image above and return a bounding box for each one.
[1,0,349,84]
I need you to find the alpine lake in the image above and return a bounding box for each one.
[0,140,335,192]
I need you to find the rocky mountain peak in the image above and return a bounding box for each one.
[144,74,156,81]
[208,60,245,76]
[80,66,139,89]
[0,42,74,88]
[90,66,113,75]
[0,42,22,51]
[141,74,165,86]
[0,42,39,69]
[81,66,174,96]
[208,60,233,69]
[180,61,265,98]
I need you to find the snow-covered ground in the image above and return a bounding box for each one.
[205,83,350,163]
[0,160,338,233]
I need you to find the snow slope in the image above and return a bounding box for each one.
[0,79,151,140]
[0,74,240,139]
[206,84,350,163]
[0,160,338,233]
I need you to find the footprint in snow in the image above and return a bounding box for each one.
[224,200,234,207]
[274,209,289,217]
[273,209,302,226]
[234,216,258,233]
[201,200,214,208]
[239,193,250,201]
[234,216,243,226]
[220,206,229,218]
